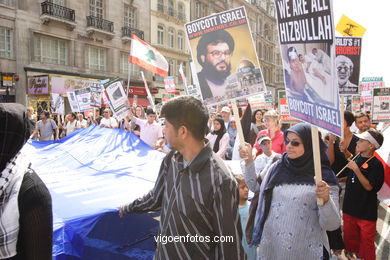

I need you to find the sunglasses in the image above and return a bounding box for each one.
[284,139,301,147]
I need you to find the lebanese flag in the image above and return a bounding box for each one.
[376,124,390,207]
[130,34,168,77]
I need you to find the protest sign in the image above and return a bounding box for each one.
[278,90,299,123]
[335,37,362,95]
[185,6,266,105]
[67,91,80,112]
[248,91,274,110]
[360,77,384,113]
[74,88,92,112]
[336,14,366,37]
[50,93,64,115]
[185,84,202,100]
[373,88,390,123]
[164,76,176,94]
[351,96,361,113]
[102,79,128,120]
[274,0,342,136]
[90,82,102,108]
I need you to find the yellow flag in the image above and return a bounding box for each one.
[336,15,366,37]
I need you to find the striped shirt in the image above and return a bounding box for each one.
[123,145,245,259]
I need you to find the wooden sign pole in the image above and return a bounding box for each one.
[311,125,324,206]
[231,99,245,149]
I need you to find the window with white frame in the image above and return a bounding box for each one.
[89,0,103,18]
[0,27,13,58]
[124,5,137,28]
[178,3,185,20]
[85,45,106,70]
[157,0,164,12]
[177,31,183,50]
[51,0,65,6]
[120,52,139,75]
[0,0,13,7]
[34,35,67,65]
[195,2,201,18]
[157,25,164,45]
[168,0,174,16]
[168,28,175,48]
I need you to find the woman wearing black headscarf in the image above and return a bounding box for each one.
[0,103,52,260]
[206,117,230,159]
[240,123,340,259]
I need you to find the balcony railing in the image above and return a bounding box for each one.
[86,16,114,33]
[41,1,75,22]
[122,26,144,40]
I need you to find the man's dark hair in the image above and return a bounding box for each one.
[355,111,370,121]
[196,30,235,65]
[161,96,209,141]
[145,108,156,116]
[344,111,355,127]
[41,111,50,118]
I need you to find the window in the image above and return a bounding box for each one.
[202,5,207,17]
[124,5,137,28]
[85,45,106,70]
[264,23,270,40]
[157,0,164,12]
[0,27,13,58]
[51,0,65,6]
[121,52,139,75]
[168,59,174,76]
[0,0,13,7]
[178,3,185,21]
[34,35,67,65]
[89,0,103,18]
[157,25,164,45]
[168,28,175,48]
[168,0,174,16]
[177,31,184,50]
[257,42,262,59]
[195,2,201,18]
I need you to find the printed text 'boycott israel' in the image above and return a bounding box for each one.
[186,7,247,39]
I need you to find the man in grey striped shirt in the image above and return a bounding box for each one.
[120,96,245,259]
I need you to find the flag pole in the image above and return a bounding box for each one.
[127,36,133,99]
[140,71,156,112]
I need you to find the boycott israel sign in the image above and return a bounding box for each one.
[274,0,342,136]
[185,6,266,106]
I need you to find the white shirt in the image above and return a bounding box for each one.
[100,117,118,128]
[206,132,230,159]
[132,117,163,148]
[78,119,87,128]
[254,151,279,175]
[65,120,79,136]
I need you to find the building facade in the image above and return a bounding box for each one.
[150,0,191,106]
[0,0,152,109]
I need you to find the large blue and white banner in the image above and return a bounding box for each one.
[24,125,165,259]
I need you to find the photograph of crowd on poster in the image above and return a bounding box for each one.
[275,0,341,136]
[373,88,390,122]
[185,6,266,105]
[335,37,362,95]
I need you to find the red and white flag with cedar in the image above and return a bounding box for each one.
[130,34,168,77]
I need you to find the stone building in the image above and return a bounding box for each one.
[0,0,152,109]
